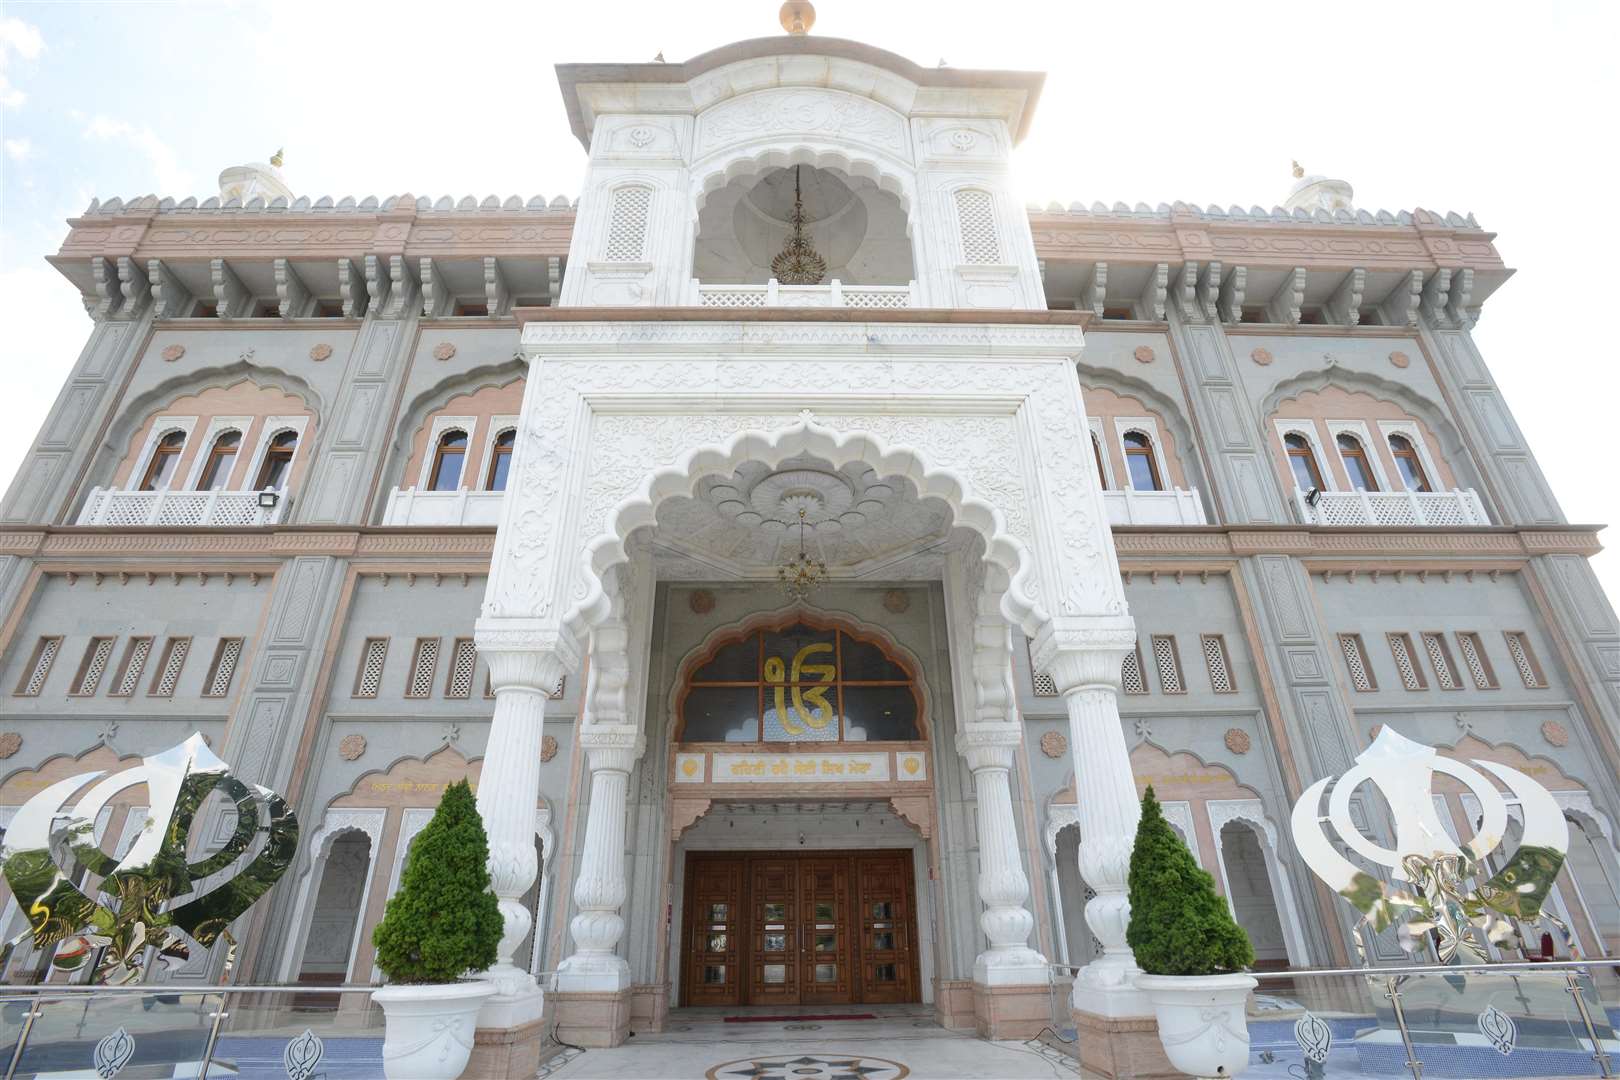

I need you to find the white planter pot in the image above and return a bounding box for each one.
[372,980,497,1080]
[1135,972,1257,1079]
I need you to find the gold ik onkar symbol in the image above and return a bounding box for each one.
[764,642,836,736]
[0,733,298,983]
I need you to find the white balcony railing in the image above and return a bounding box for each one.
[693,278,917,310]
[1103,488,1208,526]
[382,487,504,527]
[1294,487,1490,527]
[77,487,289,527]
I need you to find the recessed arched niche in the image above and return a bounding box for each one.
[693,165,914,288]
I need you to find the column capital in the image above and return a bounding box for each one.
[578,723,644,772]
[476,619,579,694]
[1033,619,1137,694]
[955,723,1021,772]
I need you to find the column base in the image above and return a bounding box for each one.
[935,978,976,1031]
[971,982,1053,1040]
[474,982,544,1030]
[467,1015,555,1080]
[972,946,1050,987]
[551,987,633,1048]
[554,954,632,994]
[1070,1007,1178,1080]
[629,982,668,1032]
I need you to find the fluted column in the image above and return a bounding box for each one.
[957,724,1048,985]
[555,724,644,991]
[1044,633,1146,1016]
[473,645,565,1018]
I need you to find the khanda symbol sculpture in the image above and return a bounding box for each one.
[0,733,297,983]
[1291,727,1569,963]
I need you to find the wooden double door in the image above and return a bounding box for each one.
[681,850,919,1007]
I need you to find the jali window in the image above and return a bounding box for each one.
[679,620,921,744]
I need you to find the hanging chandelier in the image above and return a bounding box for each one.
[771,166,827,285]
[776,507,828,600]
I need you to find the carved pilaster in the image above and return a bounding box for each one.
[210,257,251,319]
[1326,268,1365,327]
[484,256,510,318]
[1041,628,1147,1014]
[956,722,1046,985]
[557,723,644,992]
[274,258,315,319]
[1265,266,1306,325]
[471,640,566,1007]
[147,259,194,319]
[1218,264,1247,323]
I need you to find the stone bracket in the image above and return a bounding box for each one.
[147,258,195,319]
[1137,262,1167,321]
[115,257,150,319]
[1218,264,1247,323]
[485,256,511,318]
[1420,267,1452,327]
[421,256,454,318]
[1325,267,1365,327]
[1084,261,1108,317]
[338,256,369,319]
[211,257,251,319]
[1265,266,1306,325]
[275,258,316,319]
[1379,268,1423,327]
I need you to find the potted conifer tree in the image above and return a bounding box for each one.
[1128,786,1258,1079]
[370,779,503,1080]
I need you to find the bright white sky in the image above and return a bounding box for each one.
[2,0,1618,598]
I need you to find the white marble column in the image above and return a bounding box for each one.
[473,646,565,1023]
[1045,636,1145,1016]
[555,724,643,991]
[957,724,1048,985]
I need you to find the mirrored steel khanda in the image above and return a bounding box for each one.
[1290,727,1570,963]
[0,732,298,983]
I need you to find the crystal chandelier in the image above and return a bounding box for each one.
[776,507,828,600]
[771,166,827,285]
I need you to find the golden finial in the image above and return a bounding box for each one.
[780,1,815,34]
[270,148,284,168]
[1291,160,1305,179]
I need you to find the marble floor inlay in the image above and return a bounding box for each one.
[705,1052,909,1080]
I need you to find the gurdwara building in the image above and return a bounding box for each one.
[3,7,1618,1075]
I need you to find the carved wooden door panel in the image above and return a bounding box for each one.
[855,852,916,1004]
[748,856,801,1005]
[797,856,853,1004]
[683,856,743,1007]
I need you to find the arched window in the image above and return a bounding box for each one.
[1336,433,1378,491]
[255,430,298,490]
[1284,432,1324,491]
[428,430,467,491]
[1091,434,1108,490]
[679,619,922,744]
[139,431,186,491]
[196,430,241,491]
[485,429,515,492]
[1122,431,1162,491]
[1388,434,1431,492]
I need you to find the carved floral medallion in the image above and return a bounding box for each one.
[309,343,333,362]
[541,735,559,762]
[1039,731,1067,759]
[1541,720,1569,747]
[688,589,716,615]
[1224,728,1251,755]
[432,342,457,361]
[882,589,910,614]
[1389,350,1411,369]
[338,734,366,761]
[160,344,185,362]
[0,732,20,759]
[1133,345,1155,364]
[1250,347,1273,366]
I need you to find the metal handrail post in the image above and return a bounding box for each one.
[1383,974,1424,1080]
[4,1001,43,1080]
[197,988,231,1080]
[1563,968,1615,1078]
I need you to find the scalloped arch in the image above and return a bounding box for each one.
[693,145,915,220]
[568,416,1043,645]
[1261,367,1468,462]
[385,361,526,491]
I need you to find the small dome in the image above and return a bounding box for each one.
[219,150,293,203]
[1282,161,1353,214]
